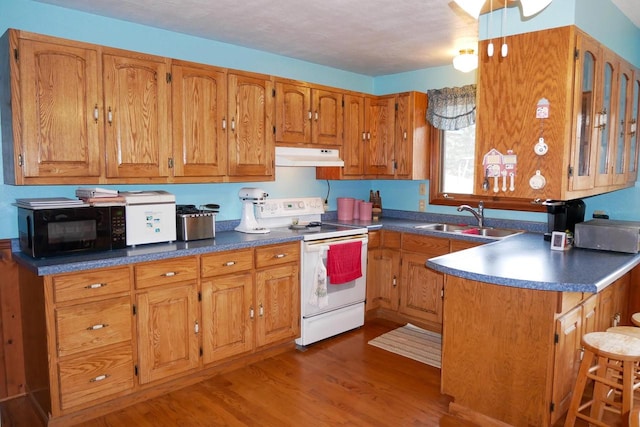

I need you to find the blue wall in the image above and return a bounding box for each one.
[0,0,639,238]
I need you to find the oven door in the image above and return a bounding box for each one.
[301,234,368,318]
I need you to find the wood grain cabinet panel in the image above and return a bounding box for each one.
[103,50,171,179]
[134,256,198,289]
[1,30,103,184]
[201,272,254,364]
[201,248,253,277]
[171,60,228,178]
[136,283,200,384]
[255,264,300,348]
[364,95,396,177]
[52,266,131,303]
[55,296,132,357]
[58,344,134,411]
[227,71,274,178]
[275,81,343,147]
[255,242,300,269]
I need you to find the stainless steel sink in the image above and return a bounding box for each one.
[413,223,468,232]
[473,227,524,238]
[413,223,523,239]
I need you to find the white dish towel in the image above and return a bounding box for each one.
[308,247,328,308]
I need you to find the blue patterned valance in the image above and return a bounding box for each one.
[426,84,476,130]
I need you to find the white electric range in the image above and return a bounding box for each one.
[255,197,368,347]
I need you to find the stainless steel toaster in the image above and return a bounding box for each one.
[176,212,215,241]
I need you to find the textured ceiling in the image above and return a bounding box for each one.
[32,0,639,76]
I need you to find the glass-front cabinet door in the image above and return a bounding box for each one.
[594,51,617,187]
[613,63,633,185]
[570,35,600,191]
[629,75,640,183]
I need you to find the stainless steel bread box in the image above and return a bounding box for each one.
[574,219,640,253]
[176,212,215,241]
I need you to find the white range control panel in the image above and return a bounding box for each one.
[257,197,325,218]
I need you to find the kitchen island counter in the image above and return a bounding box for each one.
[427,232,640,293]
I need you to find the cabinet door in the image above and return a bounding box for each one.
[137,283,199,384]
[171,62,227,177]
[594,51,618,187]
[255,264,299,347]
[393,92,428,180]
[399,252,443,324]
[343,94,366,176]
[18,38,102,181]
[612,63,633,185]
[550,304,583,425]
[201,272,254,364]
[312,89,343,146]
[274,81,311,144]
[103,52,171,179]
[570,35,600,191]
[227,72,274,178]
[627,75,640,183]
[364,95,395,176]
[366,248,401,312]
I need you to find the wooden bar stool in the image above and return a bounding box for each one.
[564,331,640,427]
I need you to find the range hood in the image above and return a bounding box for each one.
[275,147,344,167]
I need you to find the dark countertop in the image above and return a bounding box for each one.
[427,232,640,293]
[14,210,638,294]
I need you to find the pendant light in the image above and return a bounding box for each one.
[454,0,552,19]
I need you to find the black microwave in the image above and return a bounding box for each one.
[18,206,127,258]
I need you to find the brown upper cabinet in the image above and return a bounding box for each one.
[0,29,274,185]
[275,79,343,147]
[1,30,103,185]
[103,50,172,180]
[475,25,639,202]
[317,91,429,180]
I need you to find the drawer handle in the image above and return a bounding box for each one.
[162,271,177,277]
[259,303,264,317]
[223,261,236,267]
[273,253,286,259]
[88,323,108,331]
[85,283,106,289]
[89,374,109,383]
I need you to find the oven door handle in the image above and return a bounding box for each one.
[304,235,368,251]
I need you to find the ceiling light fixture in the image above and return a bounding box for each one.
[453,49,478,73]
[453,0,552,19]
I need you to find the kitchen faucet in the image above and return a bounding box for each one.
[457,201,485,228]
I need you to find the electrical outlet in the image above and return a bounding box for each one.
[419,183,426,196]
[418,199,426,212]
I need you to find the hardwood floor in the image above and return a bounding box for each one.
[0,318,610,427]
[2,319,461,426]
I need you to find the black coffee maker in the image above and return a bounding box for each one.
[543,199,586,241]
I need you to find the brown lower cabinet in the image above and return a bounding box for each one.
[18,242,300,426]
[366,230,482,333]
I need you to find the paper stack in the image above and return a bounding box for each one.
[75,187,125,205]
[15,197,89,209]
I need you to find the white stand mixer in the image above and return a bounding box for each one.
[235,187,270,234]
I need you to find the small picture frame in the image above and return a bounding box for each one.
[550,231,570,251]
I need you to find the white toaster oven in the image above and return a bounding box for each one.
[120,191,176,246]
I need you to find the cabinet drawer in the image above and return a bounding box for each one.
[402,234,449,255]
[58,344,134,411]
[135,256,198,289]
[255,243,300,269]
[201,249,254,277]
[382,231,401,249]
[56,296,132,357]
[53,266,131,303]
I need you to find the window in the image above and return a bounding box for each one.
[441,125,476,194]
